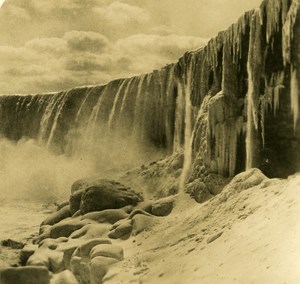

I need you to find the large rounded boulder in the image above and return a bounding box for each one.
[78,179,142,215]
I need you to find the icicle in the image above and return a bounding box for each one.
[108,80,127,130]
[282,0,299,65]
[75,87,93,124]
[38,93,64,144]
[119,77,135,119]
[273,86,280,115]
[173,81,184,152]
[165,65,176,150]
[79,86,108,151]
[179,55,194,192]
[46,91,71,148]
[246,9,263,170]
[265,0,283,43]
[291,67,299,130]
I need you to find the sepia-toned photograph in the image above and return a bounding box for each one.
[0,0,299,283]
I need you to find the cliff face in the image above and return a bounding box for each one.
[0,0,299,180]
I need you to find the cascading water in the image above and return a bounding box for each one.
[0,0,299,188]
[179,54,194,192]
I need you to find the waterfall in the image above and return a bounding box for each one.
[0,0,299,180]
[179,58,194,192]
[108,80,127,130]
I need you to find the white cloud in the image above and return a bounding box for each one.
[0,30,207,94]
[64,31,109,53]
[0,0,208,94]
[93,1,150,26]
[1,3,30,21]
[25,37,67,55]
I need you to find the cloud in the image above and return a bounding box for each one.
[64,31,109,53]
[0,30,207,94]
[93,1,150,26]
[0,0,209,94]
[65,54,112,72]
[25,37,67,55]
[1,2,30,21]
[114,34,208,65]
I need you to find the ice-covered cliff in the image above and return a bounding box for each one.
[0,0,299,181]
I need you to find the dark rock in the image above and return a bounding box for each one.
[151,197,174,216]
[129,209,153,219]
[186,179,211,203]
[27,248,64,273]
[135,201,153,214]
[82,209,128,224]
[19,245,38,266]
[0,266,50,284]
[69,223,110,239]
[90,256,118,284]
[1,239,24,249]
[170,153,184,170]
[69,190,85,216]
[90,244,124,261]
[41,205,71,226]
[80,180,142,215]
[56,201,69,211]
[50,219,91,239]
[78,238,111,257]
[108,219,132,239]
[131,214,156,236]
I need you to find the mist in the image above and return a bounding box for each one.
[0,132,165,203]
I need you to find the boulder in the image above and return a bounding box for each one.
[1,239,24,249]
[0,266,50,284]
[77,238,112,258]
[108,220,132,239]
[39,237,68,250]
[40,225,51,235]
[69,256,81,282]
[69,191,85,216]
[20,244,38,265]
[151,197,174,216]
[170,153,184,170]
[131,214,156,236]
[49,218,92,239]
[185,179,211,203]
[90,256,118,284]
[41,205,71,226]
[56,201,69,211]
[135,201,153,214]
[129,209,152,219]
[221,168,268,201]
[82,209,128,224]
[27,248,64,273]
[50,270,78,284]
[90,244,124,261]
[71,178,94,194]
[69,223,111,239]
[80,180,142,214]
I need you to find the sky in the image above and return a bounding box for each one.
[0,0,262,94]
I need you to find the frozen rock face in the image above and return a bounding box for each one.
[0,0,299,180]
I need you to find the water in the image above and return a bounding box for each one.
[0,201,48,242]
[0,201,49,267]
